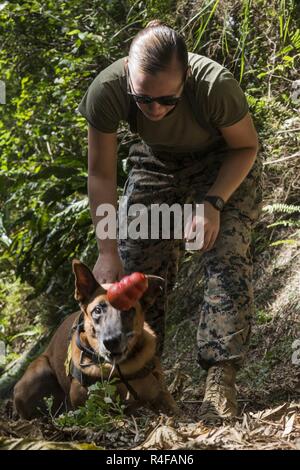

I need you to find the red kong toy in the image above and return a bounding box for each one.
[107,272,149,310]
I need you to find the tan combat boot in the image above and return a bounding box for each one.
[199,362,238,423]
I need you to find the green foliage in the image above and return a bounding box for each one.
[263,203,300,247]
[0,273,47,367]
[191,0,221,52]
[0,0,178,303]
[0,0,112,298]
[193,0,299,84]
[256,309,273,325]
[263,203,300,214]
[48,380,125,431]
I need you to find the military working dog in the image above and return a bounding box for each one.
[14,260,178,419]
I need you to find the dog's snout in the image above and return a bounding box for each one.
[103,334,122,353]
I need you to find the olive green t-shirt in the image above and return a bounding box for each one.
[78,53,248,153]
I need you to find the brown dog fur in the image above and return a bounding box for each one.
[13,260,178,420]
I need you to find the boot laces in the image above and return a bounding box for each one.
[200,365,237,420]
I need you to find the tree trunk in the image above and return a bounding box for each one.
[0,333,52,399]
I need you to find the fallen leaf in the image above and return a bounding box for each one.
[282,413,295,437]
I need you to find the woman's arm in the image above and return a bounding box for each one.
[186,113,259,252]
[88,125,124,282]
[206,112,259,202]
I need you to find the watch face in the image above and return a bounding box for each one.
[205,196,224,210]
[216,198,224,210]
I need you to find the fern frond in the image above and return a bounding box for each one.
[263,203,300,214]
[267,220,300,228]
[270,239,298,247]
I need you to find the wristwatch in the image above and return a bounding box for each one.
[203,195,225,211]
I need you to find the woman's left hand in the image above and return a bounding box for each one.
[201,201,220,251]
[184,201,220,251]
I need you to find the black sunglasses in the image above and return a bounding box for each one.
[128,92,181,106]
[127,67,185,107]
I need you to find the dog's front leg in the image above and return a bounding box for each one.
[152,389,181,416]
[69,379,88,408]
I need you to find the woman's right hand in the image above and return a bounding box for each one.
[93,251,124,284]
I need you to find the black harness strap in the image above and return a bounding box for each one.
[70,358,99,387]
[116,364,139,401]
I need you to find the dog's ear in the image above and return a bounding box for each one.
[139,275,165,312]
[72,259,105,303]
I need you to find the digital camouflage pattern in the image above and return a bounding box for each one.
[118,141,263,370]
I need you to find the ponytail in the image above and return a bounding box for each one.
[129,20,188,77]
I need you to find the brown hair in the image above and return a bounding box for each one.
[128,20,188,77]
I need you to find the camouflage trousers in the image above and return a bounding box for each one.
[118,141,263,370]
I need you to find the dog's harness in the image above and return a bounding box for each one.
[66,313,156,401]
